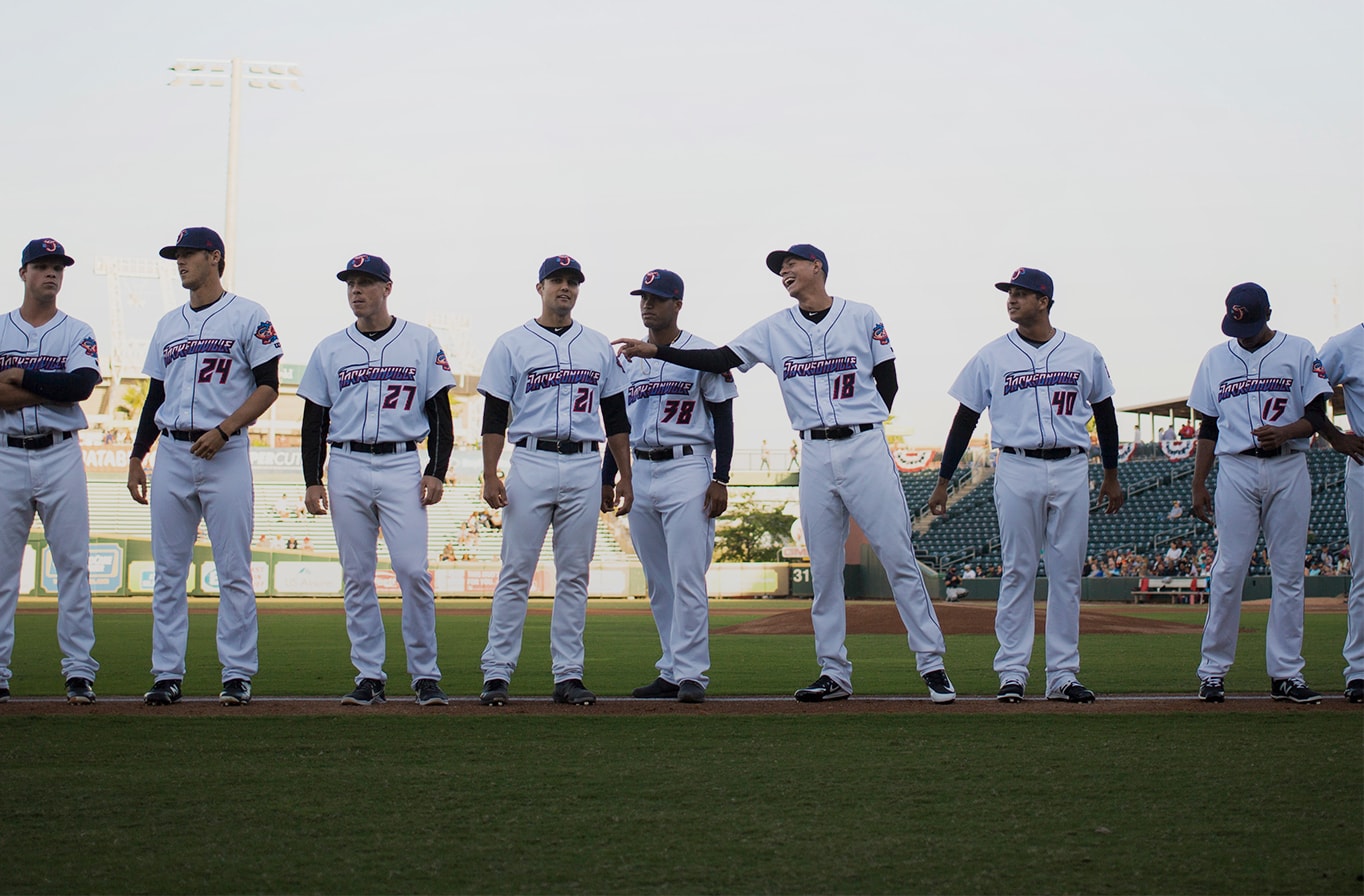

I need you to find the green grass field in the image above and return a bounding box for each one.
[4,601,1362,894]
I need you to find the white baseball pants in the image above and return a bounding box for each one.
[1343,458,1363,683]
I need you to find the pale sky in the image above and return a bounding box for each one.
[4,0,1360,449]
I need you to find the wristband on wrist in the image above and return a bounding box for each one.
[215,426,229,441]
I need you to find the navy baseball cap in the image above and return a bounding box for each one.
[765,244,829,279]
[538,255,585,283]
[995,267,1054,299]
[159,227,225,260]
[337,254,392,283]
[21,238,75,268]
[1221,282,1271,339]
[630,269,684,300]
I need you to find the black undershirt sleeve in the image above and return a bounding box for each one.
[871,358,897,412]
[1302,394,1330,434]
[1093,397,1120,469]
[301,400,330,487]
[601,393,629,437]
[422,387,454,479]
[652,345,743,374]
[20,367,100,403]
[937,404,982,481]
[481,395,510,436]
[1198,415,1219,443]
[708,398,734,482]
[252,356,281,390]
[130,379,167,460]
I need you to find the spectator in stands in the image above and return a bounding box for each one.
[944,568,966,601]
[962,566,977,580]
[1167,500,1184,521]
[1160,424,1176,442]
[759,440,771,471]
[301,536,313,553]
[275,493,293,520]
[440,541,457,562]
[286,537,298,551]
[788,439,800,470]
[1179,420,1196,440]
[1132,425,1142,445]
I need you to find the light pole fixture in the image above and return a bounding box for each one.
[168,58,303,290]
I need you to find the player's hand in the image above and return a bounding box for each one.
[0,368,22,386]
[419,475,444,507]
[1250,424,1290,450]
[703,480,728,518]
[1327,430,1364,465]
[928,480,950,516]
[611,478,633,515]
[1098,473,1125,515]
[483,476,508,510]
[127,458,149,505]
[305,485,329,515]
[612,337,657,360]
[1191,481,1213,524]
[600,484,616,514]
[190,426,228,460]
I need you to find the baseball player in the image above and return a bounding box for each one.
[477,255,633,706]
[928,267,1124,704]
[600,269,737,704]
[0,239,100,705]
[1317,323,1364,702]
[298,254,455,707]
[615,244,955,704]
[1188,282,1333,703]
[128,227,283,707]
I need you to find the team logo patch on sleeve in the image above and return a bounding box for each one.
[79,336,99,358]
[255,321,280,347]
[1312,359,1328,380]
[872,323,890,346]
[435,350,451,371]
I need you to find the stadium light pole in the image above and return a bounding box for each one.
[168,58,303,291]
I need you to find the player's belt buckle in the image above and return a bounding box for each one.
[1239,446,1292,459]
[5,431,70,450]
[339,441,417,455]
[803,423,873,440]
[634,445,694,461]
[1004,446,1082,460]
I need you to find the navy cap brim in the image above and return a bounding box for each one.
[995,281,1047,295]
[629,287,679,298]
[337,271,391,283]
[1221,314,1266,339]
[158,246,179,260]
[26,254,75,267]
[765,250,797,275]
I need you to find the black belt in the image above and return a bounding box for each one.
[333,441,418,455]
[634,445,694,461]
[801,423,874,440]
[1002,446,1085,460]
[5,431,72,450]
[1240,446,1296,459]
[515,437,599,454]
[163,428,242,442]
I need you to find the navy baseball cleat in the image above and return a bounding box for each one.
[65,678,95,705]
[219,679,252,706]
[553,679,597,705]
[1048,681,1096,703]
[1270,678,1321,704]
[144,679,182,706]
[0,686,9,703]
[341,678,386,706]
[794,675,849,702]
[1346,679,1364,704]
[997,679,1025,703]
[413,679,448,706]
[923,669,956,704]
[1198,677,1226,703]
[632,677,680,699]
[480,679,509,706]
[677,680,706,704]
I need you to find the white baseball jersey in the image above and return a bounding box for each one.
[479,321,627,442]
[949,329,1114,449]
[143,293,283,431]
[298,319,456,442]
[1320,324,1364,684]
[1320,325,1364,434]
[622,331,738,450]
[0,310,99,435]
[728,298,892,431]
[1188,332,1333,455]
